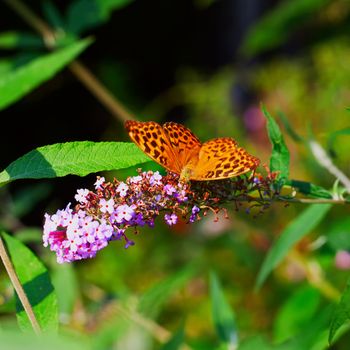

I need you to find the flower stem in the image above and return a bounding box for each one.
[3,0,135,123]
[0,235,41,334]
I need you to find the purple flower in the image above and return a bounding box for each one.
[175,189,188,203]
[99,198,115,214]
[164,184,176,196]
[150,171,162,185]
[189,205,200,223]
[129,175,142,184]
[44,168,273,263]
[165,213,178,226]
[75,189,89,204]
[113,204,134,223]
[112,228,126,240]
[116,182,128,197]
[124,239,135,249]
[94,176,105,190]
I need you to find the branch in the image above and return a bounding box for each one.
[0,235,41,334]
[3,0,135,123]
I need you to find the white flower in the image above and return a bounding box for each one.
[75,189,89,204]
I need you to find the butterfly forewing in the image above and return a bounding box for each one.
[125,121,182,173]
[191,138,259,180]
[163,122,202,169]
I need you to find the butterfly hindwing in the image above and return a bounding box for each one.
[192,138,259,180]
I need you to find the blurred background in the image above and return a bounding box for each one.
[1,0,350,349]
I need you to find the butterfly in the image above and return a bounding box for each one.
[125,120,260,181]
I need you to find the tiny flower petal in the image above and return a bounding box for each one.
[94,176,105,190]
[99,198,115,214]
[75,189,89,204]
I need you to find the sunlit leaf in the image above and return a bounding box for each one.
[210,272,237,347]
[0,38,91,111]
[0,142,151,185]
[256,204,332,289]
[2,232,58,332]
[262,106,290,185]
[329,277,350,344]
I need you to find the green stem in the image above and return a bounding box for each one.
[3,0,135,123]
[0,235,41,334]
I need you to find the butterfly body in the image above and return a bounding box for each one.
[125,120,259,181]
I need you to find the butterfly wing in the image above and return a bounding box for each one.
[191,137,260,180]
[163,122,202,169]
[125,121,182,174]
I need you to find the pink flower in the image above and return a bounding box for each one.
[99,198,115,214]
[335,250,350,270]
[75,189,89,204]
[129,175,142,184]
[114,204,134,223]
[116,182,128,197]
[94,176,105,190]
[164,184,176,196]
[164,213,178,226]
[150,171,162,185]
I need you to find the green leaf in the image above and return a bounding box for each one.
[210,272,237,346]
[238,336,273,350]
[160,324,185,350]
[327,127,350,158]
[138,265,195,318]
[287,180,333,199]
[42,1,66,30]
[66,0,134,35]
[15,228,43,244]
[0,142,151,185]
[12,183,53,218]
[277,111,304,143]
[0,38,91,111]
[262,106,290,185]
[0,329,88,350]
[51,264,78,319]
[0,31,43,50]
[274,286,321,343]
[256,204,332,289]
[329,278,350,343]
[1,232,58,332]
[0,59,13,75]
[326,217,350,251]
[240,0,331,57]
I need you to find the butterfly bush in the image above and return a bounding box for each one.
[43,170,277,263]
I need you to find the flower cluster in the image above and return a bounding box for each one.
[43,170,276,263]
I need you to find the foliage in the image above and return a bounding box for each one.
[1,0,350,349]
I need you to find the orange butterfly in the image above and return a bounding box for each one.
[125,121,260,181]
